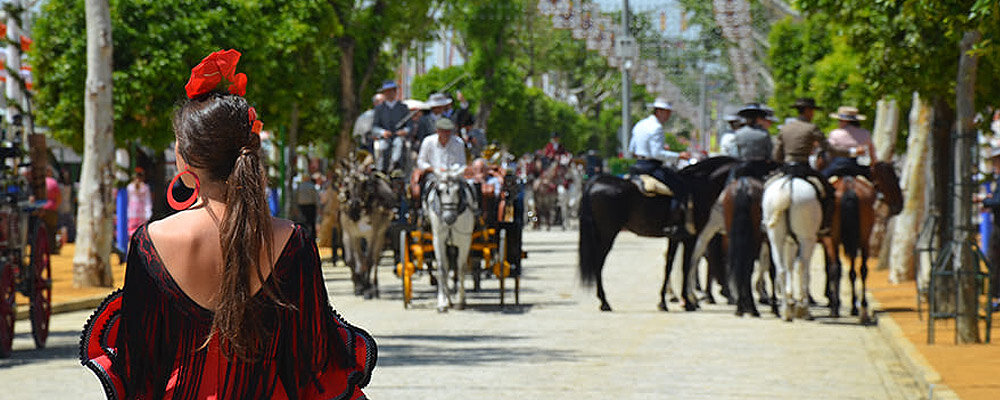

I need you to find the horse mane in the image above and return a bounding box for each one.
[679,156,737,180]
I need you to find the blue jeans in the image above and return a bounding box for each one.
[822,157,870,179]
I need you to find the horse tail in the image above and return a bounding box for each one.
[729,179,758,286]
[765,177,792,230]
[578,182,601,286]
[840,183,861,257]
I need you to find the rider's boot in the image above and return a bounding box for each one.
[818,193,834,236]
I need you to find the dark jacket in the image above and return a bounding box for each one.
[453,105,475,130]
[372,101,411,140]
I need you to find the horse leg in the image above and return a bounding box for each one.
[455,235,471,311]
[849,253,859,317]
[797,238,817,321]
[755,243,770,305]
[659,240,679,311]
[433,229,451,312]
[825,239,842,318]
[860,246,871,323]
[681,238,700,311]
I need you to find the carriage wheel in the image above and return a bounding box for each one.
[498,229,507,306]
[400,230,412,309]
[28,224,51,349]
[0,263,15,358]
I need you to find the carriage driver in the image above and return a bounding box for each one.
[372,80,412,173]
[411,118,468,199]
[627,97,695,235]
[773,98,836,234]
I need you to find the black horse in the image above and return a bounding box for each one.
[579,156,739,311]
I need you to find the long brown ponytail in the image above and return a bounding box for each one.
[173,90,276,360]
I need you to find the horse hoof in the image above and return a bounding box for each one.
[808,296,818,307]
[750,309,761,318]
[850,307,859,317]
[600,304,612,312]
[830,309,840,318]
[684,302,698,312]
[657,302,669,312]
[758,297,771,306]
[735,309,744,317]
[669,296,680,303]
[437,307,448,313]
[705,296,716,305]
[363,291,375,300]
[727,298,736,306]
[454,303,465,311]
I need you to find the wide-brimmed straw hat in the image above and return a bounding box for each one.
[829,106,867,121]
[403,99,428,111]
[648,97,673,111]
[427,93,452,108]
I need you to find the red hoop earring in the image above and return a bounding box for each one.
[167,170,200,211]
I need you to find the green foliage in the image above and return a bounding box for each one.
[410,66,468,100]
[33,0,339,151]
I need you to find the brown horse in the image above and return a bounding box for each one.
[531,162,565,230]
[824,162,902,322]
[720,176,768,317]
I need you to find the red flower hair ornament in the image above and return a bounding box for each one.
[185,49,262,135]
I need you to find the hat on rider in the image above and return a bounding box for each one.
[427,93,453,108]
[648,97,673,111]
[435,117,455,131]
[829,106,867,121]
[737,103,779,122]
[378,80,398,92]
[723,114,744,123]
[792,98,822,110]
[403,99,428,111]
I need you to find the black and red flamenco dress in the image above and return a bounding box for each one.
[80,224,376,400]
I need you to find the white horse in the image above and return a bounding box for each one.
[423,168,477,312]
[762,176,822,321]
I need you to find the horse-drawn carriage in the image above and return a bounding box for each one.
[395,166,526,310]
[0,144,53,358]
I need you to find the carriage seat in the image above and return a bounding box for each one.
[628,174,675,197]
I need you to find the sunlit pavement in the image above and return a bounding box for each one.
[1,229,923,399]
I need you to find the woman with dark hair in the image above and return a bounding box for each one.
[80,50,375,399]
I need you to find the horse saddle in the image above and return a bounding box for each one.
[628,174,675,197]
[827,175,873,188]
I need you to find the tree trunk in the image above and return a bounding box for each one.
[285,101,300,220]
[891,93,932,284]
[870,99,898,260]
[953,30,981,343]
[335,40,360,159]
[73,0,115,288]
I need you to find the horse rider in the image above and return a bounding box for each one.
[353,93,383,152]
[719,114,744,157]
[627,97,695,235]
[372,80,411,173]
[416,93,452,144]
[543,132,568,165]
[732,103,778,180]
[773,97,836,233]
[412,118,468,199]
[821,106,875,180]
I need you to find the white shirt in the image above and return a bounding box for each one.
[719,132,738,157]
[628,115,679,163]
[418,134,467,171]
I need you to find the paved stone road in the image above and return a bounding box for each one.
[0,230,923,399]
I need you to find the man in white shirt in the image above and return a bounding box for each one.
[418,118,466,171]
[627,97,694,234]
[412,118,467,199]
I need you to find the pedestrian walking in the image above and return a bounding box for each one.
[296,174,319,238]
[80,49,375,400]
[56,168,75,245]
[41,167,61,254]
[126,167,152,238]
